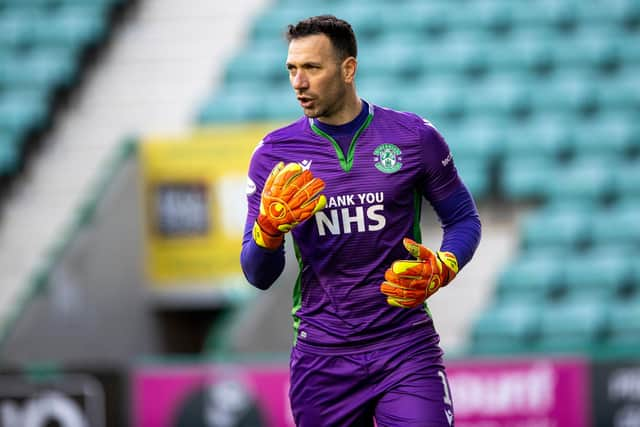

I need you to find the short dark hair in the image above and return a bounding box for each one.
[286,15,357,61]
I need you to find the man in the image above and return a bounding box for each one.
[240,15,481,426]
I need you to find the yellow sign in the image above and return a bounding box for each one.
[139,124,281,289]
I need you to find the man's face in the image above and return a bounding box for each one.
[286,34,349,121]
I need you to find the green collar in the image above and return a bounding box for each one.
[309,102,374,172]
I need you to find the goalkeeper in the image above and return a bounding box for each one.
[240,15,481,427]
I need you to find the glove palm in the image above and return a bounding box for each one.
[380,238,459,308]
[253,161,326,249]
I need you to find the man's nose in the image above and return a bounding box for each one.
[292,71,309,90]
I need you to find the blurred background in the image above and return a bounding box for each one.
[0,0,639,426]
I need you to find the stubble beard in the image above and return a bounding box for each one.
[304,86,347,122]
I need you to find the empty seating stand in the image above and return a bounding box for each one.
[0,0,129,179]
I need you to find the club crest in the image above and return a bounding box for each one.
[373,143,402,174]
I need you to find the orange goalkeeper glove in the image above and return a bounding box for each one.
[380,238,459,308]
[252,161,326,250]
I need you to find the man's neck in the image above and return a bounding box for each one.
[316,92,362,126]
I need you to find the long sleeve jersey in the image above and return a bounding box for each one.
[241,102,481,354]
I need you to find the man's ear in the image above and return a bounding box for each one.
[342,56,357,83]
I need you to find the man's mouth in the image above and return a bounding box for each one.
[297,96,314,109]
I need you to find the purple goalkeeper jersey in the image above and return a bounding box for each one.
[242,102,467,353]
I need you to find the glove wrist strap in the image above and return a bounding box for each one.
[436,251,459,285]
[253,221,284,250]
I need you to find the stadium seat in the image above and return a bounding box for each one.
[0,132,21,176]
[485,30,555,75]
[0,90,49,137]
[500,154,557,201]
[357,75,404,109]
[501,114,572,160]
[419,34,488,77]
[530,72,599,117]
[197,91,264,123]
[465,74,532,119]
[562,248,635,301]
[336,5,384,42]
[223,46,288,88]
[606,296,640,350]
[358,42,417,81]
[543,155,616,203]
[376,3,431,39]
[519,201,591,251]
[260,88,302,121]
[572,0,639,29]
[452,155,492,200]
[400,77,467,122]
[536,297,609,354]
[469,300,540,355]
[588,200,640,249]
[31,4,108,50]
[0,9,39,51]
[569,112,639,158]
[612,159,640,201]
[0,47,78,92]
[596,71,640,112]
[249,6,325,43]
[552,28,618,72]
[494,249,564,303]
[445,117,502,159]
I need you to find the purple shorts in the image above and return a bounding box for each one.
[288,336,455,426]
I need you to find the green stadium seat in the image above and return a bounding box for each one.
[419,34,488,77]
[0,0,57,7]
[569,113,639,158]
[563,248,634,301]
[530,72,599,117]
[335,5,384,42]
[357,42,416,80]
[543,155,615,203]
[30,5,107,50]
[539,0,582,33]
[452,155,491,200]
[223,47,287,88]
[501,115,572,160]
[469,300,540,355]
[614,31,640,66]
[552,29,616,72]
[572,0,639,29]
[589,200,640,249]
[596,71,640,112]
[0,90,49,136]
[0,131,21,176]
[400,76,467,121]
[536,297,609,354]
[465,75,532,119]
[0,9,40,50]
[445,119,499,199]
[0,47,78,92]
[485,31,555,75]
[500,154,557,201]
[357,75,404,109]
[604,0,640,30]
[520,201,591,250]
[376,3,431,38]
[612,160,640,201]
[260,89,302,121]
[249,7,324,42]
[445,117,502,159]
[197,91,264,123]
[495,250,564,303]
[606,297,640,350]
